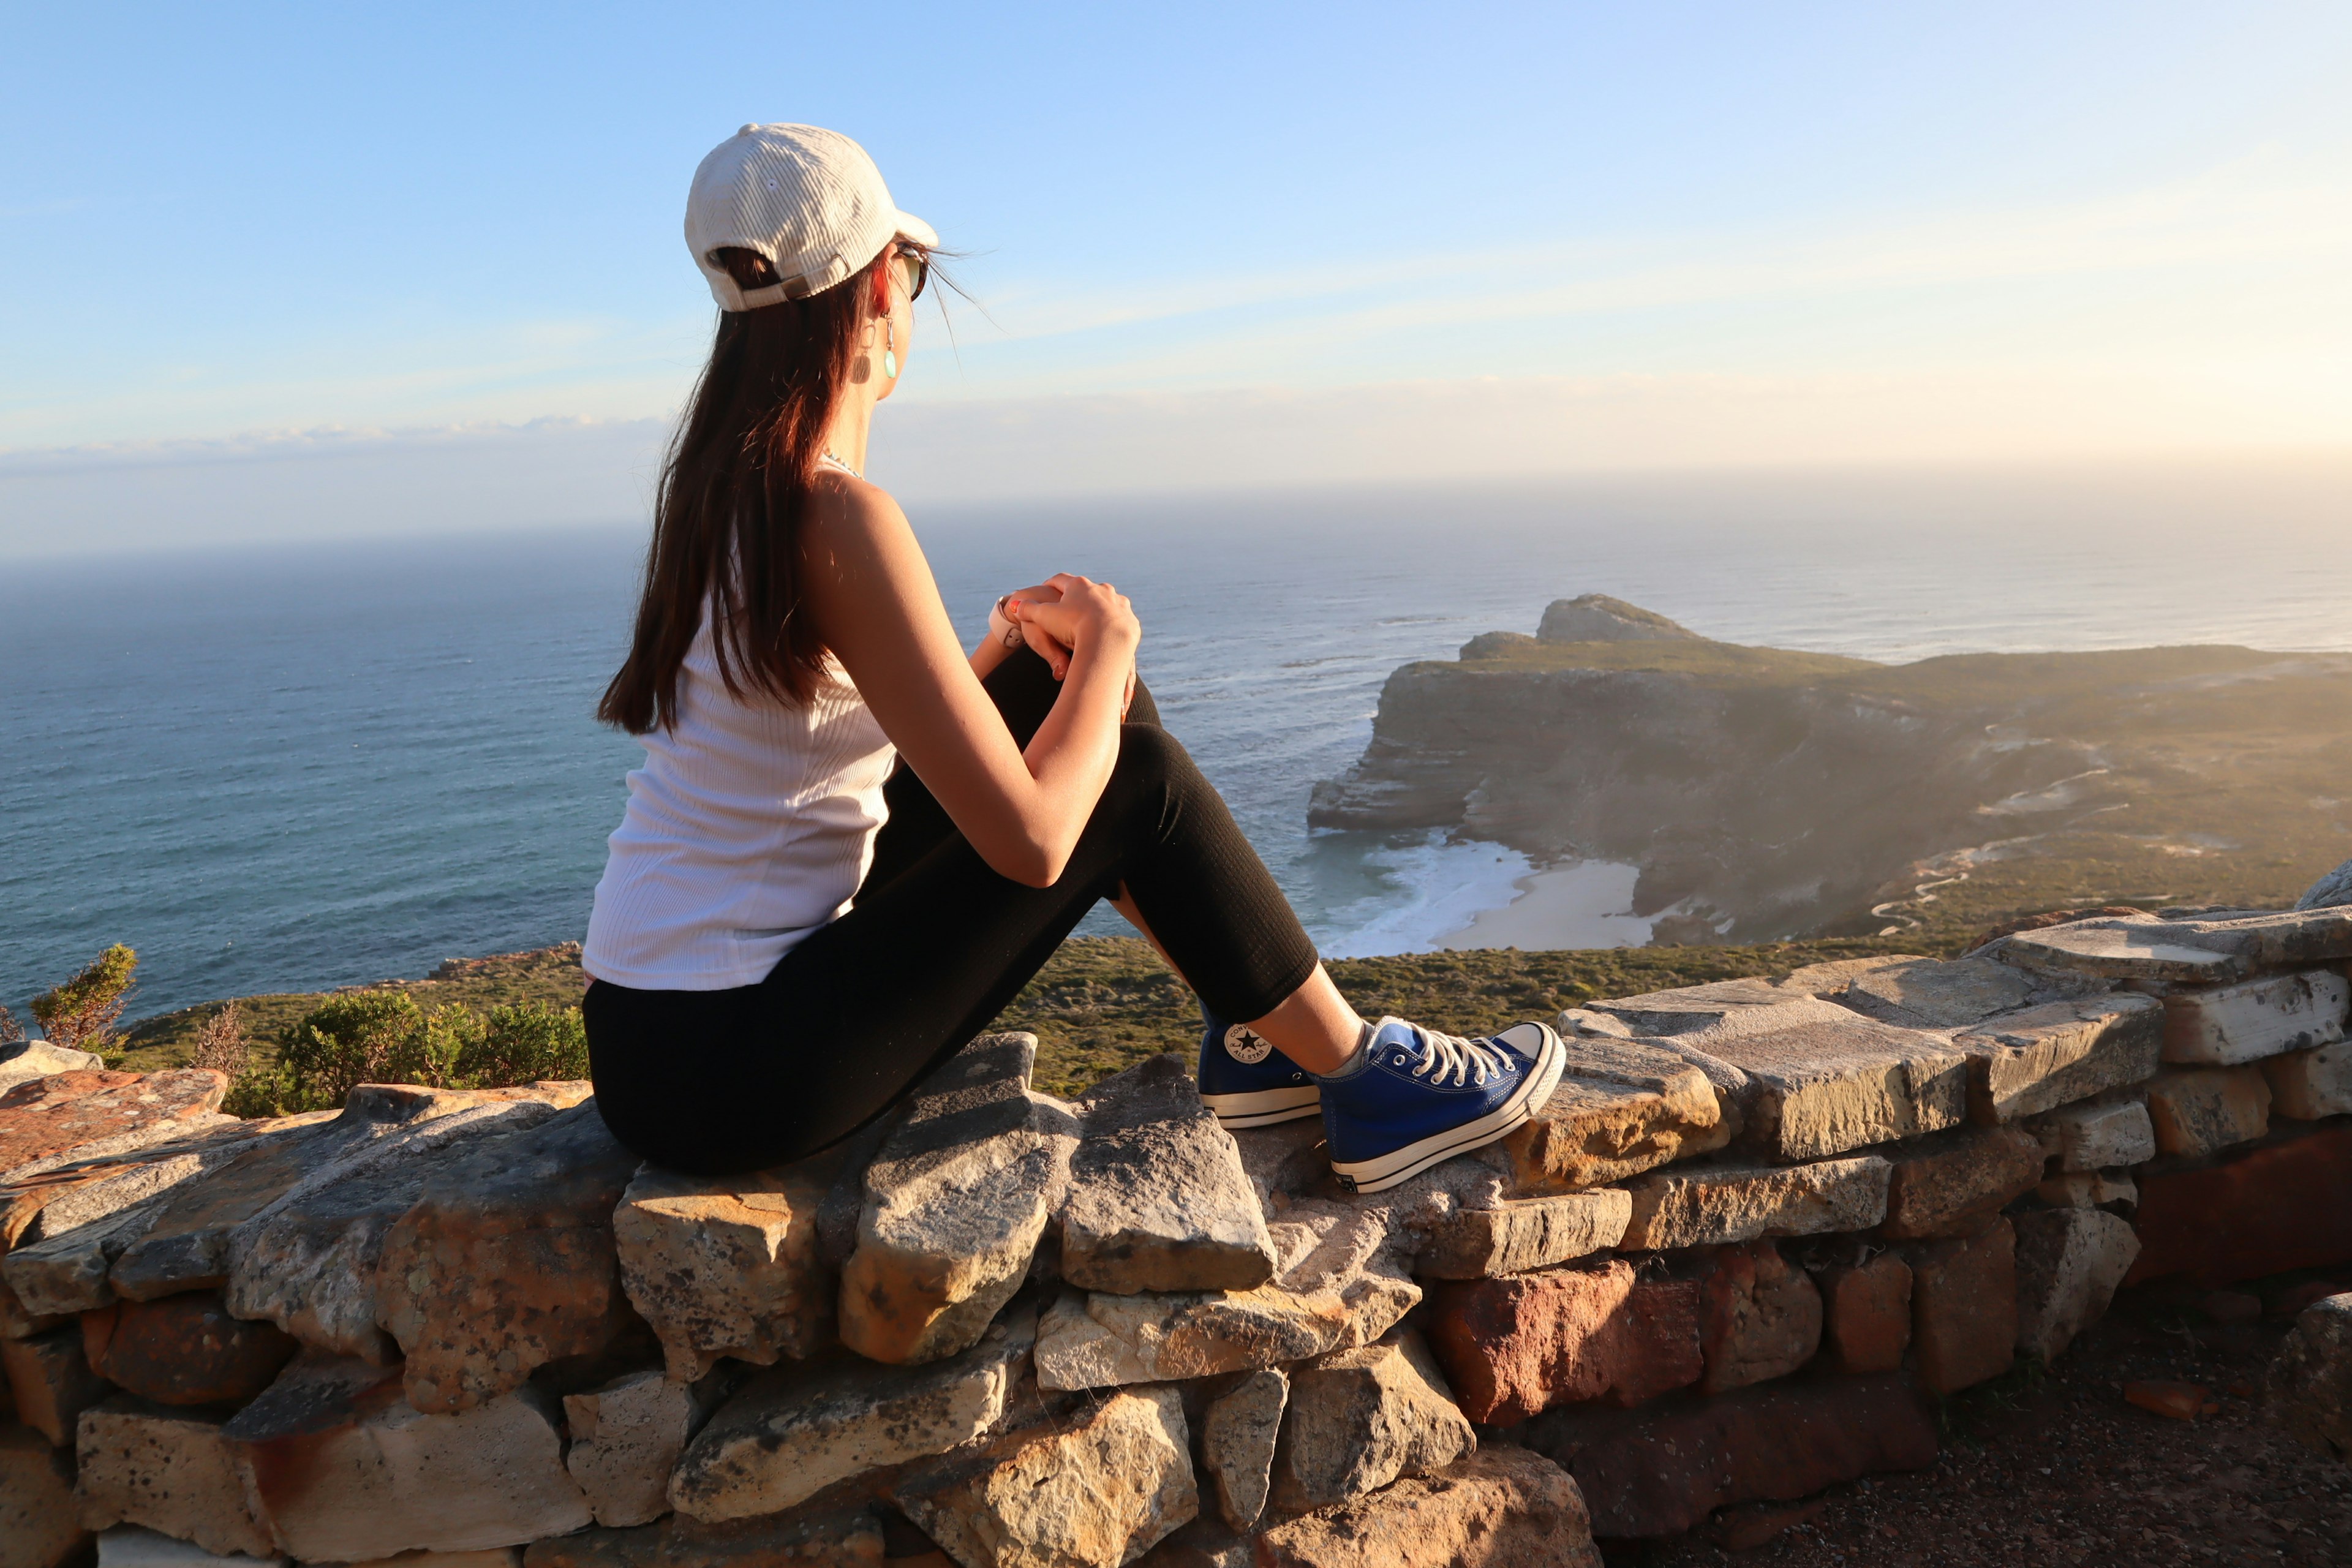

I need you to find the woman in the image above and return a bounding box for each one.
[581,123,1564,1195]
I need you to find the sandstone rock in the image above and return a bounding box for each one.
[2,1325,111,1446]
[1835,957,2054,1029]
[92,1526,281,1567]
[221,1356,590,1561]
[1268,1332,1471,1515]
[612,1155,837,1384]
[2301,856,2352,911]
[1413,1188,1630,1279]
[1498,1036,1727,1193]
[669,1308,1032,1524]
[1954,995,2164,1123]
[1667,1012,1969,1161]
[2030,1098,2156,1171]
[1539,594,1702,643]
[0,1072,230,1185]
[1814,1252,1911,1374]
[2263,1041,2352,1120]
[0,1421,86,1568]
[1907,1217,2016,1395]
[1033,1203,1416,1392]
[375,1102,645,1414]
[1425,1260,1701,1425]
[1200,1368,1285,1531]
[224,1093,566,1360]
[1060,1055,1274,1295]
[80,1293,296,1407]
[1618,1156,1890,1251]
[2266,1291,2351,1461]
[74,1400,274,1558]
[894,1384,1196,1568]
[1994,908,2352,983]
[2036,1170,2138,1208]
[562,1369,731,1529]
[1523,1373,1937,1540]
[521,1509,886,1568]
[0,1042,105,1099]
[1695,1242,1821,1395]
[1583,979,1821,1037]
[1877,1125,2042,1243]
[839,1034,1077,1366]
[2146,1066,2271,1158]
[2161,970,2350,1066]
[2127,1124,2352,1286]
[2013,1208,2139,1363]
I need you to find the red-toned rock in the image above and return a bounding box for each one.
[1695,1242,1822,1394]
[1246,1447,1599,1568]
[2125,1380,2209,1421]
[1907,1218,2016,1395]
[1523,1373,1938,1539]
[521,1508,886,1568]
[1425,1260,1701,1425]
[0,1422,86,1568]
[74,1398,276,1558]
[1,1325,111,1446]
[1877,1125,2045,1240]
[1815,1253,1912,1374]
[0,1071,227,1181]
[2125,1123,2352,1287]
[80,1291,298,1408]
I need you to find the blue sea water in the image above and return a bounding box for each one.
[6,471,2348,1021]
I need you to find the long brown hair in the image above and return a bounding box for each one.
[597,247,882,733]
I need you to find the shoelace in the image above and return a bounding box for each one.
[1401,1024,1514,1088]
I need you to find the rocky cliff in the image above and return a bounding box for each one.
[1311,596,2352,944]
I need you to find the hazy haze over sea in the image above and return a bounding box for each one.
[6,466,2348,1022]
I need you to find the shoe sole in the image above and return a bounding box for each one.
[1329,1022,1567,1194]
[1202,1085,1323,1129]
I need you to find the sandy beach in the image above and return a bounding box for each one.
[1433,859,1657,951]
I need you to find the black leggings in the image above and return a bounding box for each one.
[584,649,1322,1175]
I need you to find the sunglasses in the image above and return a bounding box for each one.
[894,246,930,303]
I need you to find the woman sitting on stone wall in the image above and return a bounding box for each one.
[579,124,1564,1193]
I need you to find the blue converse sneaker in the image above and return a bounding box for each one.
[1197,1011,1321,1128]
[1319,1017,1566,1194]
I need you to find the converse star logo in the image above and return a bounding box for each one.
[1224,1025,1273,1065]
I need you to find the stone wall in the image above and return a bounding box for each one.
[4,905,2351,1568]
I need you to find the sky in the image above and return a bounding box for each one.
[2,2,2349,556]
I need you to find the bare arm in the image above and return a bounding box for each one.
[802,477,1138,888]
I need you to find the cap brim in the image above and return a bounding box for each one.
[894,210,939,249]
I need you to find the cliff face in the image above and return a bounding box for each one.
[1311,601,2352,944]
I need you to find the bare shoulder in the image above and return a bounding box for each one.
[802,467,918,571]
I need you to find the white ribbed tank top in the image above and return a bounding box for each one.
[584,464,898,989]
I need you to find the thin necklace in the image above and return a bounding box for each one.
[820,450,862,478]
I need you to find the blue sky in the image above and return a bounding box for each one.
[3,2,2348,552]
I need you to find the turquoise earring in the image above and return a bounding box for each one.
[883,319,897,381]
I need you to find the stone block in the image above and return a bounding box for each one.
[669,1308,1031,1524]
[1954,995,2164,1123]
[2264,1041,2352,1120]
[1814,1252,1910,1375]
[1877,1126,2045,1241]
[2,1325,111,1446]
[2013,1208,2139,1363]
[93,1526,281,1567]
[1907,1217,2016,1395]
[375,1102,645,1414]
[1424,1260,1701,1425]
[838,1034,1078,1366]
[1651,1009,1969,1163]
[0,1072,229,1185]
[2146,1066,2271,1157]
[1995,908,2352,983]
[1618,1156,1890,1251]
[612,1156,837,1384]
[521,1509,885,1568]
[1059,1055,1275,1295]
[221,1352,589,1561]
[224,1092,566,1360]
[1,1421,86,1568]
[80,1294,295,1408]
[562,1369,730,1529]
[1200,1369,1284,1531]
[1413,1188,1630,1280]
[1522,1373,1937,1540]
[1583,980,1827,1036]
[2127,1124,2352,1286]
[1033,1202,1416,1392]
[2162,970,2350,1066]
[1834,957,2054,1029]
[2030,1099,2155,1172]
[2266,1291,2351,1461]
[1267,1332,1471,1515]
[2037,1170,2137,1208]
[0,1042,105,1100]
[1695,1242,1820,1395]
[1498,1036,1727,1194]
[893,1384,1196,1568]
[74,1399,274,1559]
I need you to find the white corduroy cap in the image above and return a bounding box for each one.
[685,124,937,312]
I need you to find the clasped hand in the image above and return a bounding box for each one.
[997,574,1139,716]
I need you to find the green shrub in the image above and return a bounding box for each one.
[32,944,138,1054]
[278,992,426,1110]
[467,1001,590,1086]
[246,992,590,1117]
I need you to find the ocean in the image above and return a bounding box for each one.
[6,466,2348,1022]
